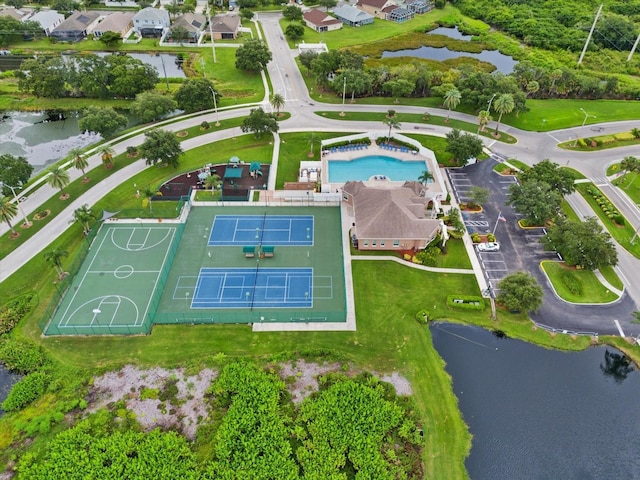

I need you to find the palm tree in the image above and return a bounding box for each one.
[418,170,434,185]
[70,147,89,182]
[631,128,640,139]
[73,204,95,236]
[270,93,285,117]
[44,247,68,279]
[47,167,70,197]
[383,116,401,140]
[143,188,161,213]
[98,145,115,169]
[443,88,461,122]
[477,110,492,133]
[307,132,321,157]
[205,173,221,194]
[0,195,18,236]
[493,93,515,135]
[621,156,640,189]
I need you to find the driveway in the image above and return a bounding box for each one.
[455,159,640,337]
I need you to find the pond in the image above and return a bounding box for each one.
[0,363,21,417]
[431,323,640,479]
[382,46,517,74]
[428,26,473,41]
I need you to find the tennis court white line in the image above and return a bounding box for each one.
[87,270,162,274]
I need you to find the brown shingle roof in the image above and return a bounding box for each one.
[357,0,391,9]
[303,8,342,26]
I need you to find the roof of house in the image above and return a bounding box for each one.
[172,12,206,32]
[343,181,440,239]
[133,7,170,24]
[94,12,134,33]
[0,6,29,20]
[27,9,64,27]
[54,10,99,32]
[382,4,398,13]
[356,0,392,9]
[303,8,342,26]
[210,14,240,33]
[332,5,374,22]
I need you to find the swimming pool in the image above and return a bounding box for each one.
[328,155,430,183]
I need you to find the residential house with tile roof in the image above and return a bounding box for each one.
[355,0,396,20]
[332,5,374,27]
[209,14,241,40]
[93,12,134,38]
[50,11,100,41]
[303,8,343,33]
[168,12,206,43]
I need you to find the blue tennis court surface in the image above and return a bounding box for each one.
[209,215,314,246]
[192,267,313,308]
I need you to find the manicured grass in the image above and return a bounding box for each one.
[540,261,620,304]
[493,162,512,174]
[575,183,640,259]
[565,167,586,180]
[599,264,624,291]
[506,158,530,171]
[612,172,640,205]
[559,137,640,152]
[403,133,450,164]
[560,199,581,223]
[316,111,517,144]
[350,239,472,269]
[607,163,621,177]
[277,132,341,188]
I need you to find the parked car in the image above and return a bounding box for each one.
[477,242,500,252]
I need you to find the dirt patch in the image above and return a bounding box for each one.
[89,365,217,439]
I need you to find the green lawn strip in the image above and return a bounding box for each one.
[492,163,511,174]
[598,264,624,291]
[575,183,640,258]
[565,167,586,180]
[607,163,621,177]
[540,261,619,304]
[611,172,640,205]
[558,138,640,152]
[560,199,581,223]
[505,158,529,171]
[277,132,341,188]
[316,111,517,144]
[349,239,472,269]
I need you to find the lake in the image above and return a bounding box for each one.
[431,323,640,479]
[0,363,21,416]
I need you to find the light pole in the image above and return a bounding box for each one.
[208,86,220,126]
[0,181,30,227]
[207,4,217,64]
[340,76,346,117]
[573,108,596,147]
[487,93,497,113]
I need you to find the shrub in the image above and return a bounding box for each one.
[0,293,35,335]
[599,136,616,145]
[2,371,49,412]
[487,233,496,242]
[560,271,582,296]
[446,295,485,310]
[415,309,430,324]
[614,132,635,141]
[577,138,587,148]
[471,233,481,243]
[0,338,48,373]
[614,214,625,226]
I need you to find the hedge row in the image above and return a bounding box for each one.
[446,295,485,310]
[2,371,49,412]
[586,187,625,226]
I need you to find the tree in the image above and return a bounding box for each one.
[235,38,272,72]
[174,78,220,113]
[383,79,415,103]
[443,87,461,121]
[519,159,576,196]
[99,31,122,48]
[68,148,89,183]
[445,129,484,166]
[525,80,539,97]
[239,7,254,21]
[383,116,401,139]
[270,93,285,117]
[541,217,618,270]
[98,145,115,169]
[47,167,70,197]
[131,92,178,123]
[78,106,128,138]
[0,154,33,196]
[142,188,159,213]
[477,110,492,133]
[497,271,543,313]
[318,0,337,11]
[493,93,515,134]
[631,128,640,140]
[307,132,321,157]
[170,25,190,44]
[0,195,18,236]
[620,156,640,189]
[467,186,490,208]
[43,247,68,279]
[139,129,183,168]
[241,108,279,138]
[284,23,304,40]
[282,5,303,20]
[205,174,221,193]
[507,180,562,226]
[418,170,434,185]
[73,204,95,236]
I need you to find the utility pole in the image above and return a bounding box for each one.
[207,4,217,64]
[578,4,603,65]
[340,76,346,117]
[628,32,640,62]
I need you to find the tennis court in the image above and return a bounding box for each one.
[187,267,313,308]
[209,214,314,246]
[44,224,180,335]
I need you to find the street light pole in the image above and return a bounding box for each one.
[208,86,220,126]
[1,182,30,227]
[207,5,217,64]
[573,108,596,147]
[340,76,346,117]
[487,93,497,112]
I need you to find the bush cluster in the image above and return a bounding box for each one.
[0,338,48,373]
[586,187,625,226]
[0,293,35,335]
[2,371,49,412]
[446,295,485,310]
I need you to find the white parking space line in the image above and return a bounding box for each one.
[614,319,625,337]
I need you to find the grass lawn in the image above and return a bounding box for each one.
[612,172,640,205]
[277,132,341,187]
[506,158,530,171]
[540,261,620,304]
[561,199,582,223]
[575,183,640,259]
[599,264,624,291]
[316,111,517,144]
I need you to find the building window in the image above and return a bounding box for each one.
[393,240,399,247]
[372,240,377,247]
[363,240,369,246]
[380,241,385,247]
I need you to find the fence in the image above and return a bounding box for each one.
[153,310,346,325]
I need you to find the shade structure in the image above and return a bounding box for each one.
[198,172,209,180]
[229,156,240,164]
[250,162,261,172]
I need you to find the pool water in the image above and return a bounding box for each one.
[328,155,429,183]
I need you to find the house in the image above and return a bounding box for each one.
[50,11,100,42]
[0,6,30,21]
[386,6,414,23]
[133,7,170,38]
[209,14,241,40]
[302,8,342,33]
[93,12,134,39]
[407,0,434,14]
[355,0,396,20]
[342,181,441,251]
[168,12,206,43]
[332,5,374,27]
[24,9,64,36]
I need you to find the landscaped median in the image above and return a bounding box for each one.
[575,182,640,258]
[540,261,621,304]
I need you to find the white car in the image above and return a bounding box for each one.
[477,242,500,252]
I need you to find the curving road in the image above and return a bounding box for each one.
[2,13,640,337]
